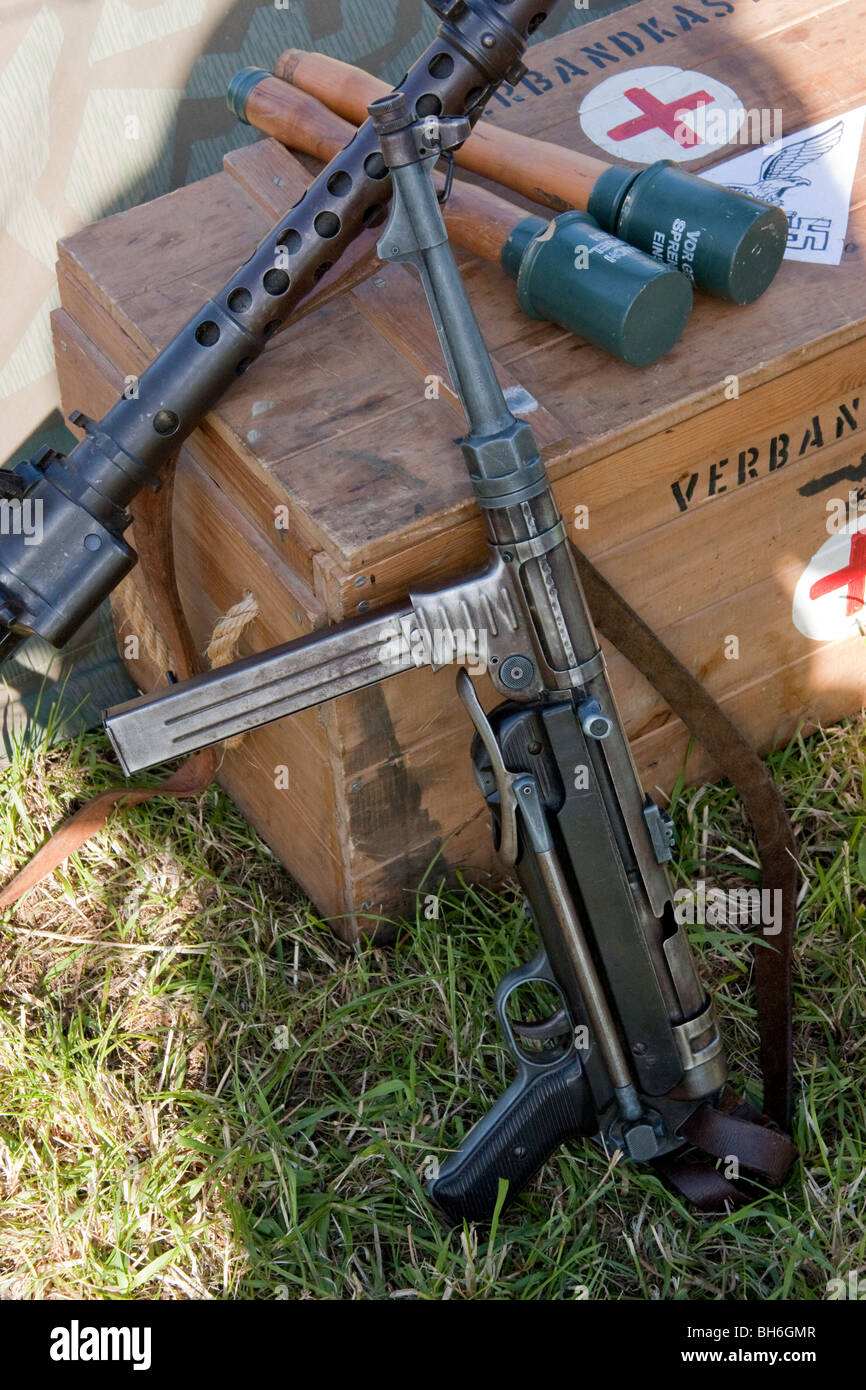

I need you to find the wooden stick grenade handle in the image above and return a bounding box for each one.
[273,49,789,304]
[240,72,527,263]
[273,47,606,212]
[230,70,693,366]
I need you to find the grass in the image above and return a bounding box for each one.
[0,710,864,1300]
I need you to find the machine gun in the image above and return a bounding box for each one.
[0,0,790,679]
[0,0,562,670]
[0,0,792,678]
[101,93,751,1223]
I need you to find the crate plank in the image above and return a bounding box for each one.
[51,0,866,938]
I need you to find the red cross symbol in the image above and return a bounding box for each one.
[809,530,866,615]
[607,86,715,146]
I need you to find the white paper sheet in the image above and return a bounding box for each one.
[701,108,866,266]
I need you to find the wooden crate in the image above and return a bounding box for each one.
[52,0,866,940]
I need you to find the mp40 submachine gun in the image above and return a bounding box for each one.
[102,93,735,1224]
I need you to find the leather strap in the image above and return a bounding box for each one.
[683,1095,797,1184]
[571,547,797,1205]
[573,547,795,1131]
[657,1091,798,1210]
[0,747,216,911]
[119,456,201,687]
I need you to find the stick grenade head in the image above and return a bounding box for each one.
[502,212,694,367]
[227,70,693,368]
[588,160,789,305]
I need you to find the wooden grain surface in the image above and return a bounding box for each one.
[51,0,866,933]
[56,0,866,574]
[54,299,866,927]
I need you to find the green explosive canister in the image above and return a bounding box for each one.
[501,210,694,367]
[587,160,789,305]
